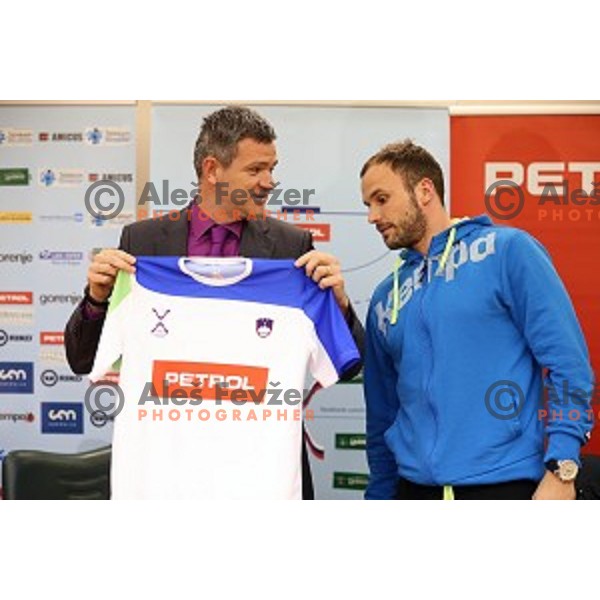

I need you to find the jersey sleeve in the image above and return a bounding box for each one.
[88,271,132,382]
[302,276,361,388]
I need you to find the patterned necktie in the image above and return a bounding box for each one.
[209,225,229,257]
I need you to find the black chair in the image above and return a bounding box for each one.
[2,446,111,500]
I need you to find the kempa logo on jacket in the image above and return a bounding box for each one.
[375,231,497,335]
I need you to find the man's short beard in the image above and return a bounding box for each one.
[386,193,427,250]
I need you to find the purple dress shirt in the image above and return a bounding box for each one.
[187,202,243,257]
[83,204,243,320]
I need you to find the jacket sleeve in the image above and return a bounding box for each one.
[501,231,595,464]
[364,299,400,499]
[64,226,131,375]
[303,231,364,380]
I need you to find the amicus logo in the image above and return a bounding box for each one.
[88,172,133,183]
[39,132,84,142]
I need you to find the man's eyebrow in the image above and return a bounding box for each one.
[368,187,386,200]
[247,159,278,168]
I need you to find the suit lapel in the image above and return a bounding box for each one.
[239,218,275,258]
[155,206,275,258]
[157,206,190,256]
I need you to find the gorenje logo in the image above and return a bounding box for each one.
[151,361,269,401]
[41,402,83,434]
[0,252,33,265]
[39,293,82,306]
[0,362,34,394]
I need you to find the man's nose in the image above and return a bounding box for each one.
[259,173,275,190]
[367,207,380,224]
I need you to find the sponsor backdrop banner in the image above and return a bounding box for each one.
[451,115,600,455]
[0,105,136,496]
[151,104,450,498]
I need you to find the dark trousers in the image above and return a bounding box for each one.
[395,477,539,500]
[302,442,314,500]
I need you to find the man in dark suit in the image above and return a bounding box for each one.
[65,105,364,499]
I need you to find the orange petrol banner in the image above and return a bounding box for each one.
[451,115,600,455]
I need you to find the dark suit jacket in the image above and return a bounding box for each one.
[65,205,365,499]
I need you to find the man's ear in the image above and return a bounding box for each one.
[417,178,436,207]
[203,156,221,185]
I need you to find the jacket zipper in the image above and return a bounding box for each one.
[419,256,439,484]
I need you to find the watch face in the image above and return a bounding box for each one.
[558,460,579,482]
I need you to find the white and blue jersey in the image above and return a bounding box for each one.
[90,256,360,500]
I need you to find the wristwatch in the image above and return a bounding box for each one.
[545,459,579,482]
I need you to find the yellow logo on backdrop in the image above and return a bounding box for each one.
[0,212,33,224]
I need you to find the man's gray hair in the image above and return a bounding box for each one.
[193,106,277,178]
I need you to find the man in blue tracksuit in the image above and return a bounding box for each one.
[361,140,594,500]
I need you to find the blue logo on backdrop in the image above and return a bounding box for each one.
[40,169,56,187]
[41,402,84,434]
[86,128,103,145]
[0,362,34,394]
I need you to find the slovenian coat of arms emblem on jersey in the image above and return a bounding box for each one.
[256,318,273,338]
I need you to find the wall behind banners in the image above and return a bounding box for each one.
[0,104,137,496]
[150,103,450,498]
[451,114,600,455]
